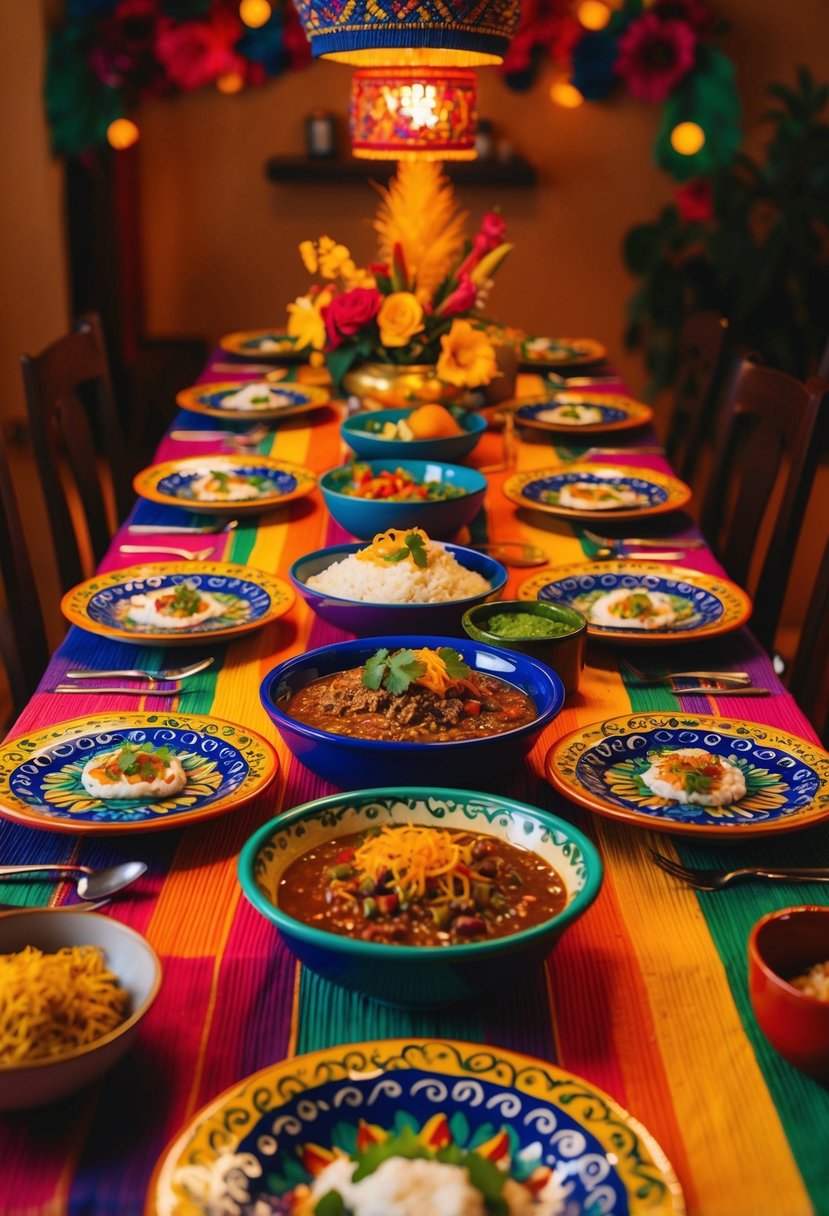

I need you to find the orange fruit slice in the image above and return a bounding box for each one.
[406,404,463,440]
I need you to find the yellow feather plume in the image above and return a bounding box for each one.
[373,163,468,297]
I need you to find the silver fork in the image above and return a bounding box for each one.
[582,446,665,458]
[127,520,238,536]
[63,657,214,682]
[169,425,269,446]
[649,850,829,890]
[582,527,705,550]
[52,685,185,697]
[120,544,215,561]
[621,659,752,686]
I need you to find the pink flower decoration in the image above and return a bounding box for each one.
[88,0,162,91]
[154,8,243,92]
[436,274,478,318]
[652,0,714,34]
[615,13,698,104]
[323,288,382,349]
[456,211,508,279]
[674,179,714,223]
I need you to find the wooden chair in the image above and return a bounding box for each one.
[788,536,829,745]
[666,311,731,486]
[700,359,828,651]
[20,313,133,593]
[0,436,50,720]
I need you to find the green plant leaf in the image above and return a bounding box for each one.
[385,649,426,695]
[362,648,390,690]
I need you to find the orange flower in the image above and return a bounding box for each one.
[437,320,497,387]
[377,292,424,348]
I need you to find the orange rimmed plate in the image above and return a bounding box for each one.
[61,562,294,647]
[0,712,278,834]
[511,391,653,435]
[176,380,330,424]
[218,329,308,361]
[133,454,317,515]
[519,335,607,369]
[518,561,751,645]
[546,713,829,838]
[504,463,692,521]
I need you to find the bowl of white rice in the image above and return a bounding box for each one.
[290,533,508,636]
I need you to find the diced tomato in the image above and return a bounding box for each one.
[334,848,355,864]
[375,893,399,915]
[462,700,481,717]
[456,862,471,878]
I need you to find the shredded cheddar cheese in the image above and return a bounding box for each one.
[350,825,480,905]
[0,945,130,1065]
[354,528,431,567]
[411,649,456,696]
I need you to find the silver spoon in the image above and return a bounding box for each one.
[470,541,549,567]
[0,861,147,901]
[120,544,215,561]
[590,547,685,561]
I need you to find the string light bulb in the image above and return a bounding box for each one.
[239,0,272,28]
[576,1,611,30]
[106,118,140,149]
[670,121,705,155]
[550,81,584,108]
[217,71,245,94]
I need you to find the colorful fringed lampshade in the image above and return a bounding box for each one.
[291,0,519,65]
[350,68,478,160]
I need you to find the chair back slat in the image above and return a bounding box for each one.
[789,536,829,745]
[667,311,731,485]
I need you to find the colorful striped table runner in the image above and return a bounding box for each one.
[0,360,827,1216]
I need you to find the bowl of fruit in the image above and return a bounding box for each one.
[341,403,487,463]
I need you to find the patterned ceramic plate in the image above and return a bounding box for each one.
[133,454,317,516]
[149,1038,684,1216]
[176,381,330,423]
[504,463,692,521]
[518,562,751,645]
[519,336,607,369]
[513,392,653,435]
[0,712,278,834]
[61,562,294,647]
[219,329,308,361]
[546,714,829,838]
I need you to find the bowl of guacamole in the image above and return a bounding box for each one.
[462,600,587,695]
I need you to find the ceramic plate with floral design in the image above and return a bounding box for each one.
[176,380,330,423]
[219,329,308,361]
[513,392,653,435]
[149,1038,684,1216]
[504,464,692,521]
[0,713,278,834]
[133,454,317,516]
[546,714,829,838]
[518,562,751,645]
[519,336,607,369]
[61,562,294,647]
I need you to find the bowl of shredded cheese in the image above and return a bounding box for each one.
[0,908,161,1110]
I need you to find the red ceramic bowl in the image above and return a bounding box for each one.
[748,906,829,1083]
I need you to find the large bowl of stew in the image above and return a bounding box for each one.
[319,459,487,539]
[259,634,565,789]
[238,786,602,1008]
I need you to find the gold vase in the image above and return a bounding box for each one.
[342,362,467,410]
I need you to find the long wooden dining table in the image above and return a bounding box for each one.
[1,351,827,1216]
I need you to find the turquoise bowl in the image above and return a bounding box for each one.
[238,786,603,1009]
[320,459,487,540]
[341,408,487,462]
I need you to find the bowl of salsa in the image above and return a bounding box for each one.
[462,600,588,696]
[320,459,487,539]
[238,786,602,1008]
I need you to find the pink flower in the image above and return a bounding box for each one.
[457,212,508,278]
[651,0,714,34]
[436,274,478,318]
[615,13,697,103]
[674,179,713,223]
[154,9,243,92]
[323,288,382,349]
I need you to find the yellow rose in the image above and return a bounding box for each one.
[286,288,332,351]
[437,320,497,388]
[318,240,354,280]
[299,240,318,274]
[378,292,424,349]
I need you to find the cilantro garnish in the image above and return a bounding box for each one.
[168,584,205,616]
[210,470,230,490]
[113,742,172,780]
[382,531,429,569]
[361,648,426,695]
[437,646,471,681]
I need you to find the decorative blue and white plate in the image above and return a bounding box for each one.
[219,329,308,361]
[150,1039,684,1216]
[504,463,691,521]
[547,713,829,838]
[176,380,329,423]
[62,562,294,646]
[133,454,317,516]
[519,562,751,645]
[514,393,653,435]
[0,713,278,835]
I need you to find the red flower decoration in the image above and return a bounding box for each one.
[437,274,478,318]
[674,178,714,223]
[651,0,714,34]
[501,0,580,78]
[155,8,244,93]
[323,288,382,349]
[88,0,162,93]
[615,13,698,103]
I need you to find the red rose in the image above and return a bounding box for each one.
[674,179,713,223]
[479,211,507,252]
[323,288,382,349]
[155,10,242,92]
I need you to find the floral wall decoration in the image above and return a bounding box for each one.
[47,0,311,156]
[502,0,741,182]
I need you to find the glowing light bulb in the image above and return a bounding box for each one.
[217,71,245,94]
[106,118,140,150]
[577,1,611,30]
[239,0,271,27]
[550,81,584,108]
[670,121,705,155]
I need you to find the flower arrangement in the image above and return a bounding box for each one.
[286,163,513,390]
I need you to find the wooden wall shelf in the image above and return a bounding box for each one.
[264,155,537,187]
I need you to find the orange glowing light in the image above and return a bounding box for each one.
[106,118,140,150]
[670,121,705,155]
[550,81,584,108]
[239,0,272,27]
[577,1,611,30]
[217,71,245,94]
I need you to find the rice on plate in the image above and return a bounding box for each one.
[305,529,490,604]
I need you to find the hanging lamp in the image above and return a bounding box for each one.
[350,67,478,160]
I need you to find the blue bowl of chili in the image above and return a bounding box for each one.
[319,459,487,540]
[259,634,565,790]
[238,786,602,1009]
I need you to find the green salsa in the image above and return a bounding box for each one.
[486,611,573,639]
